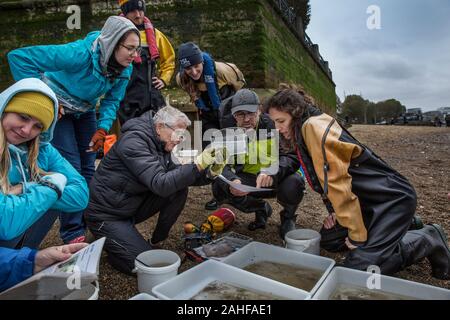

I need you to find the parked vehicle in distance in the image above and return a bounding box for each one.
[423,111,444,127]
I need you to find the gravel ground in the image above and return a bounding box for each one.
[40,124,450,299]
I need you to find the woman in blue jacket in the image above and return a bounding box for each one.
[0,78,88,249]
[7,16,140,243]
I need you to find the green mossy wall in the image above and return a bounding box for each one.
[259,1,336,112]
[0,0,335,112]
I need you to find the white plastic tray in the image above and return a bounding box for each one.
[152,260,310,300]
[222,241,335,295]
[312,267,450,300]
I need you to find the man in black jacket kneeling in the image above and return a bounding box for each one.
[85,106,225,274]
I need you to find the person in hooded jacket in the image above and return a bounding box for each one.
[0,78,88,280]
[85,106,226,275]
[264,86,450,279]
[7,16,139,244]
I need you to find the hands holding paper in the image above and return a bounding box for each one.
[227,173,274,196]
[230,179,248,197]
[34,243,88,274]
[256,173,274,188]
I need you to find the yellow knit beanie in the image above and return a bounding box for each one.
[4,91,54,131]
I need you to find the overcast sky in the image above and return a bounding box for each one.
[307,0,450,111]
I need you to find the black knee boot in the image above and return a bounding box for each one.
[424,224,450,279]
[279,204,298,240]
[401,224,450,280]
[248,202,272,231]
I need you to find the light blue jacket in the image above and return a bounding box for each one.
[7,31,132,131]
[0,78,89,241]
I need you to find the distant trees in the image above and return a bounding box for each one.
[341,95,406,124]
[287,0,311,30]
[375,99,406,122]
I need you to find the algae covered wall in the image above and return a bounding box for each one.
[148,0,265,87]
[0,0,114,90]
[0,0,335,112]
[259,1,336,112]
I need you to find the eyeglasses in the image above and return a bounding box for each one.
[120,44,142,56]
[165,123,187,141]
[233,111,257,120]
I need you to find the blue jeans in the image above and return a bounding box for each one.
[51,111,97,243]
[0,210,59,249]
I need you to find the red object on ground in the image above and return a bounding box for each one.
[201,208,236,233]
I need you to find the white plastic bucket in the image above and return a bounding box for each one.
[62,281,99,300]
[134,250,181,295]
[285,229,321,255]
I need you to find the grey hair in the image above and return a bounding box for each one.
[153,104,191,127]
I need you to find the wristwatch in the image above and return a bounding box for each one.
[38,179,62,199]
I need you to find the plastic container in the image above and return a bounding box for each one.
[61,281,99,300]
[285,229,321,255]
[129,293,159,300]
[222,241,334,295]
[312,267,450,300]
[152,260,310,300]
[133,250,181,295]
[174,149,198,164]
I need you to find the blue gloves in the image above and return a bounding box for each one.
[40,173,67,198]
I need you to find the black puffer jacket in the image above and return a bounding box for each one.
[86,111,206,221]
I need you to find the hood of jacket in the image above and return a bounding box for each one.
[0,78,58,144]
[94,16,140,72]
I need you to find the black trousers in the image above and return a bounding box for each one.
[199,110,221,150]
[118,87,165,126]
[85,188,188,275]
[212,172,305,213]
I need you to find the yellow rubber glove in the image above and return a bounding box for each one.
[209,147,228,177]
[195,147,216,170]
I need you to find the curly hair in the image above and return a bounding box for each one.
[263,84,312,152]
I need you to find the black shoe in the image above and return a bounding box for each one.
[426,224,450,280]
[205,198,218,211]
[248,203,272,231]
[409,216,424,230]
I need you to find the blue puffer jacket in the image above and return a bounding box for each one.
[0,247,36,292]
[7,31,132,131]
[0,78,89,241]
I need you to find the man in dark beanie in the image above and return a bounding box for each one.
[117,0,175,125]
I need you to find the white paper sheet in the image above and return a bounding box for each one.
[217,175,273,193]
